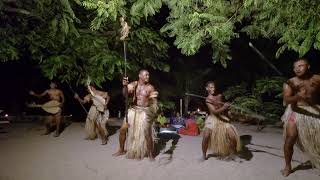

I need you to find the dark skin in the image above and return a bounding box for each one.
[74,86,110,145]
[30,82,64,137]
[281,59,320,177]
[202,82,238,160]
[113,70,157,160]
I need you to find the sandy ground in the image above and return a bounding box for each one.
[0,121,319,180]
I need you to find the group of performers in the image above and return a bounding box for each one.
[29,81,110,145]
[28,58,320,177]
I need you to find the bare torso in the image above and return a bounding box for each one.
[136,84,153,107]
[206,94,226,115]
[128,81,154,107]
[287,74,320,105]
[47,89,63,102]
[206,94,222,107]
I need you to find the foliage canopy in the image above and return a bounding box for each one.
[2,0,320,83]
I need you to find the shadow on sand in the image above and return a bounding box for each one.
[154,133,181,165]
[106,126,120,137]
[238,135,303,164]
[206,135,303,163]
[292,161,314,173]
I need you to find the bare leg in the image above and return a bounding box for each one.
[42,124,51,135]
[100,122,109,145]
[281,120,298,177]
[113,123,128,156]
[202,129,211,160]
[42,116,53,135]
[95,120,108,145]
[54,112,62,137]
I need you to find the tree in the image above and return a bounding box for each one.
[155,57,212,114]
[224,76,286,123]
[84,0,320,66]
[241,0,320,58]
[2,0,320,83]
[83,0,240,67]
[162,0,320,64]
[1,0,169,85]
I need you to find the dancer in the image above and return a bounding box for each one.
[202,81,241,160]
[29,82,64,137]
[113,69,158,160]
[281,58,320,176]
[75,84,110,145]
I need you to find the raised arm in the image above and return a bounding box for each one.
[105,92,110,105]
[122,77,137,97]
[102,92,110,106]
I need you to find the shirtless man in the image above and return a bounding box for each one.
[202,81,241,160]
[74,85,110,145]
[30,82,64,137]
[281,58,320,176]
[113,69,158,160]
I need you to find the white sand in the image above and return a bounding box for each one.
[0,122,319,180]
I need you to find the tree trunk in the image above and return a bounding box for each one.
[183,80,190,116]
[183,94,189,116]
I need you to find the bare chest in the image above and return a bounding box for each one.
[136,85,150,98]
[48,90,60,98]
[293,78,320,94]
[207,95,223,108]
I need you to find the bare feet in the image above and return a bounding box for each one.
[112,150,126,157]
[101,139,108,145]
[280,167,292,177]
[53,132,60,137]
[202,155,208,161]
[221,154,237,161]
[148,153,155,161]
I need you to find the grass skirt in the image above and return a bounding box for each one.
[205,115,241,156]
[85,106,109,139]
[126,106,156,159]
[282,105,320,169]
